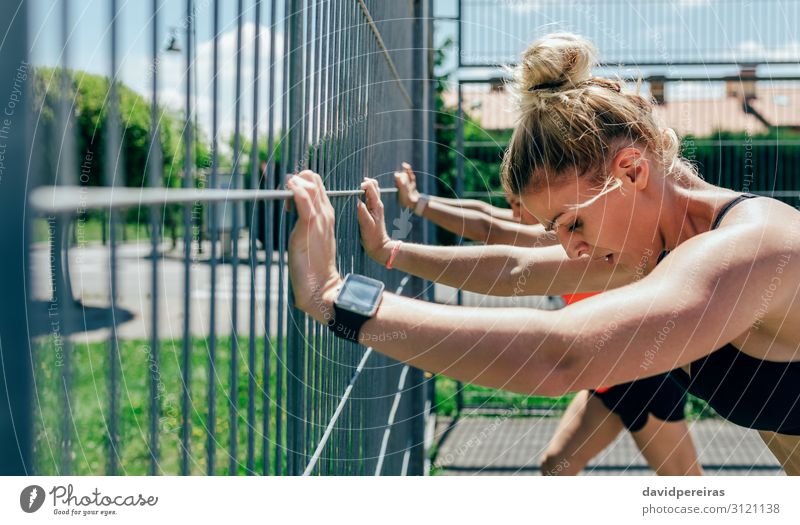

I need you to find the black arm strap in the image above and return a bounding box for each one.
[328,304,370,343]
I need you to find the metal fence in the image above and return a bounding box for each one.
[434,0,800,417]
[1,0,435,476]
[442,0,800,207]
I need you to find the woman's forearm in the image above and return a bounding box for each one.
[383,241,617,297]
[430,196,514,221]
[422,199,499,243]
[386,241,531,296]
[355,292,572,396]
[421,199,558,247]
[483,222,560,247]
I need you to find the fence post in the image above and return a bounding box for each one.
[286,0,305,476]
[454,80,465,417]
[0,0,32,475]
[403,0,433,476]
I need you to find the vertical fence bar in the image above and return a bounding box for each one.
[286,0,305,476]
[275,0,293,476]
[148,0,163,477]
[300,0,313,473]
[56,0,76,477]
[320,0,338,476]
[229,0,245,475]
[406,0,428,476]
[336,0,350,475]
[309,0,322,471]
[106,0,122,476]
[454,80,464,416]
[352,0,363,474]
[247,0,262,476]
[261,0,279,476]
[207,0,220,476]
[421,0,436,455]
[0,0,31,476]
[181,0,195,477]
[329,0,342,476]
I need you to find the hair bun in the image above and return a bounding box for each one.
[511,33,597,106]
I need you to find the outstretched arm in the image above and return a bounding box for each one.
[288,170,799,396]
[421,198,558,246]
[395,162,514,220]
[360,177,626,296]
[395,162,556,246]
[428,194,515,221]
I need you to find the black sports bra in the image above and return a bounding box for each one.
[662,193,800,435]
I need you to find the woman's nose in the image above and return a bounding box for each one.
[559,230,590,259]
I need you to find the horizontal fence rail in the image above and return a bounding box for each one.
[29,186,399,214]
[2,0,435,476]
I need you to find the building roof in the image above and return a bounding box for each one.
[443,84,800,137]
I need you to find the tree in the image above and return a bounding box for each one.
[32,67,212,236]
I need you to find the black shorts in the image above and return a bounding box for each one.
[591,373,687,432]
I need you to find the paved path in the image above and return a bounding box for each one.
[31,241,288,342]
[30,241,560,342]
[433,414,783,475]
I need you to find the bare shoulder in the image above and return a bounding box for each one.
[650,195,800,303]
[726,193,800,230]
[716,195,800,265]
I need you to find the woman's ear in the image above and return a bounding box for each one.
[611,147,649,190]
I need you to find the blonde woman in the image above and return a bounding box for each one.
[286,33,800,475]
[395,163,700,475]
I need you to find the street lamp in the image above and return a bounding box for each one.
[165,28,181,53]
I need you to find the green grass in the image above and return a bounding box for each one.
[32,335,283,475]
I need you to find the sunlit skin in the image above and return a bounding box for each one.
[522,148,713,274]
[393,162,556,246]
[286,141,800,473]
[516,149,709,476]
[393,160,702,476]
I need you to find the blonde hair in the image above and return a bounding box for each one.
[500,33,686,201]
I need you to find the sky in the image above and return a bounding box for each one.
[28,0,800,139]
[29,0,285,142]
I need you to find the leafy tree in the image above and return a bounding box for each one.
[32,67,212,237]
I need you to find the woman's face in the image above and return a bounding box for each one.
[520,166,658,271]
